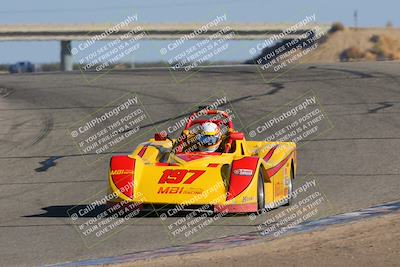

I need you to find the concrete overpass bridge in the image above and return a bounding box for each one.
[0,23,331,71]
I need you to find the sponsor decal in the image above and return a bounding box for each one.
[242,196,256,203]
[110,169,133,175]
[284,177,290,186]
[233,169,253,176]
[157,186,203,194]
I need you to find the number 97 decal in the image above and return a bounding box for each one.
[158,169,205,184]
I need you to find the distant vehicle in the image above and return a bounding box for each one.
[9,61,35,73]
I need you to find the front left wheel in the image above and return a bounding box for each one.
[257,171,265,212]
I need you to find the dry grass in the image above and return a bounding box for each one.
[340,47,365,61]
[369,35,400,60]
[329,22,345,33]
[306,28,400,63]
[340,34,400,61]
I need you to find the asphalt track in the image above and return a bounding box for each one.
[0,62,399,266]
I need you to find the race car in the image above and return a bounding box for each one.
[107,109,296,213]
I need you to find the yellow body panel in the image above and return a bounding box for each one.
[108,137,297,210]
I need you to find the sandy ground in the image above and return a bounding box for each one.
[117,212,400,267]
[308,28,400,63]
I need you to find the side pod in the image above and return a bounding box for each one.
[109,155,135,199]
[214,157,259,213]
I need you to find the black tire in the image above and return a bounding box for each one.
[284,166,294,206]
[257,171,265,212]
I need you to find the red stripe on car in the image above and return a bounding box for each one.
[266,152,293,178]
[263,145,278,162]
[208,163,219,167]
[138,146,148,158]
[176,152,221,162]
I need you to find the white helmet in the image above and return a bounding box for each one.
[197,122,222,152]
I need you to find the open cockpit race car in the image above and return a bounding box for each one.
[108,109,296,214]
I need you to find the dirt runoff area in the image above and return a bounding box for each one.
[307,28,400,63]
[113,212,400,267]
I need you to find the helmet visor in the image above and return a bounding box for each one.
[197,135,219,146]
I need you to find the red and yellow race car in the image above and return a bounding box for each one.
[108,109,296,213]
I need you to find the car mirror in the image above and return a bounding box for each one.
[230,132,244,140]
[154,133,167,141]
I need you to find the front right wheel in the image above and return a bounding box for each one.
[284,166,294,206]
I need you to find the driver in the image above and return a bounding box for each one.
[196,122,223,152]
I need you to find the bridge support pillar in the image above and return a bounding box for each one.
[60,40,73,71]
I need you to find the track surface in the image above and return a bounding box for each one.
[0,62,399,266]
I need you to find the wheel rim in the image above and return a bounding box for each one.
[287,177,292,200]
[286,168,293,203]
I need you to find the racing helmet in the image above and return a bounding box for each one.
[197,122,222,152]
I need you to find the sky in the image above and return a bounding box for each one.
[0,0,398,64]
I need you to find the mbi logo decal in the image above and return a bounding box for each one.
[157,169,205,194]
